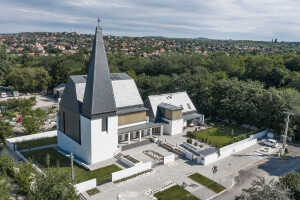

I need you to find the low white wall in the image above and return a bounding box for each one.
[163,154,175,165]
[203,153,219,165]
[120,156,140,167]
[219,138,257,159]
[112,162,152,182]
[15,151,45,175]
[6,131,57,151]
[251,130,268,139]
[197,130,268,165]
[182,142,202,153]
[185,151,193,160]
[74,178,96,194]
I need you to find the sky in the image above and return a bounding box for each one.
[1,0,300,41]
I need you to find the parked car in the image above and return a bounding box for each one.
[188,122,195,127]
[1,92,7,98]
[263,139,278,148]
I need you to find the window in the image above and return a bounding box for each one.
[79,119,81,144]
[187,103,191,109]
[180,105,184,110]
[102,117,108,132]
[63,111,66,133]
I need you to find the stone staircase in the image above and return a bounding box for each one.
[115,152,123,159]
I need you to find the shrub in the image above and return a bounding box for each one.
[285,147,289,154]
[187,131,194,138]
[0,151,15,176]
[194,142,198,146]
[29,97,36,102]
[187,139,192,144]
[199,144,203,148]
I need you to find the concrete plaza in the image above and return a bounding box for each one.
[81,136,278,200]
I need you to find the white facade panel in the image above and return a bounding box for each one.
[162,118,183,135]
[90,115,118,164]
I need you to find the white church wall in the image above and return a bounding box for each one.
[90,115,118,164]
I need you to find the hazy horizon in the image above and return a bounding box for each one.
[1,0,300,42]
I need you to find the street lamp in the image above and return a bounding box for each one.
[67,153,74,185]
[282,112,295,154]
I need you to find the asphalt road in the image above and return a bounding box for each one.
[213,146,300,200]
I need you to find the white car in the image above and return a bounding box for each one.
[263,139,278,148]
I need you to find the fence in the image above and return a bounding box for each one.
[111,162,152,182]
[6,131,57,151]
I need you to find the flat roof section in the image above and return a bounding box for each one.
[182,112,202,121]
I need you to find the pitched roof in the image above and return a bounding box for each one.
[82,26,116,119]
[144,91,197,119]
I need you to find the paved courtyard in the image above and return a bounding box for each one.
[81,135,279,200]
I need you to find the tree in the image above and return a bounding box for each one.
[28,168,79,200]
[7,67,51,92]
[235,176,291,200]
[0,150,15,176]
[22,116,40,135]
[22,108,46,135]
[14,161,34,194]
[0,175,12,200]
[280,171,300,200]
[0,45,12,85]
[0,120,13,143]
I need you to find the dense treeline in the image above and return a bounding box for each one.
[1,45,300,137]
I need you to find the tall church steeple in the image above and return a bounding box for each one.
[82,24,116,119]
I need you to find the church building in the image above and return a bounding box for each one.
[57,25,203,165]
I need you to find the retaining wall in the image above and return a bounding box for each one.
[163,154,175,165]
[74,179,96,194]
[111,162,152,182]
[6,131,57,151]
[120,156,141,167]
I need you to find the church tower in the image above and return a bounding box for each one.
[80,25,118,164]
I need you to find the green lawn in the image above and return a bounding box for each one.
[188,173,226,193]
[154,185,200,200]
[194,123,254,148]
[15,137,57,150]
[22,148,121,184]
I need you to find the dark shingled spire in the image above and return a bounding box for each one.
[82,26,116,119]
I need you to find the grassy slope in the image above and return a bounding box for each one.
[154,185,200,200]
[189,173,226,193]
[194,124,253,147]
[16,137,57,150]
[22,148,121,184]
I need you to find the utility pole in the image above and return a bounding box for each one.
[70,153,74,185]
[282,112,294,154]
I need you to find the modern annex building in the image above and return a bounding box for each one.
[57,25,203,164]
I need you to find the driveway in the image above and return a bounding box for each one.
[213,156,300,200]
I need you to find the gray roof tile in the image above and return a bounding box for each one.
[82,26,116,119]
